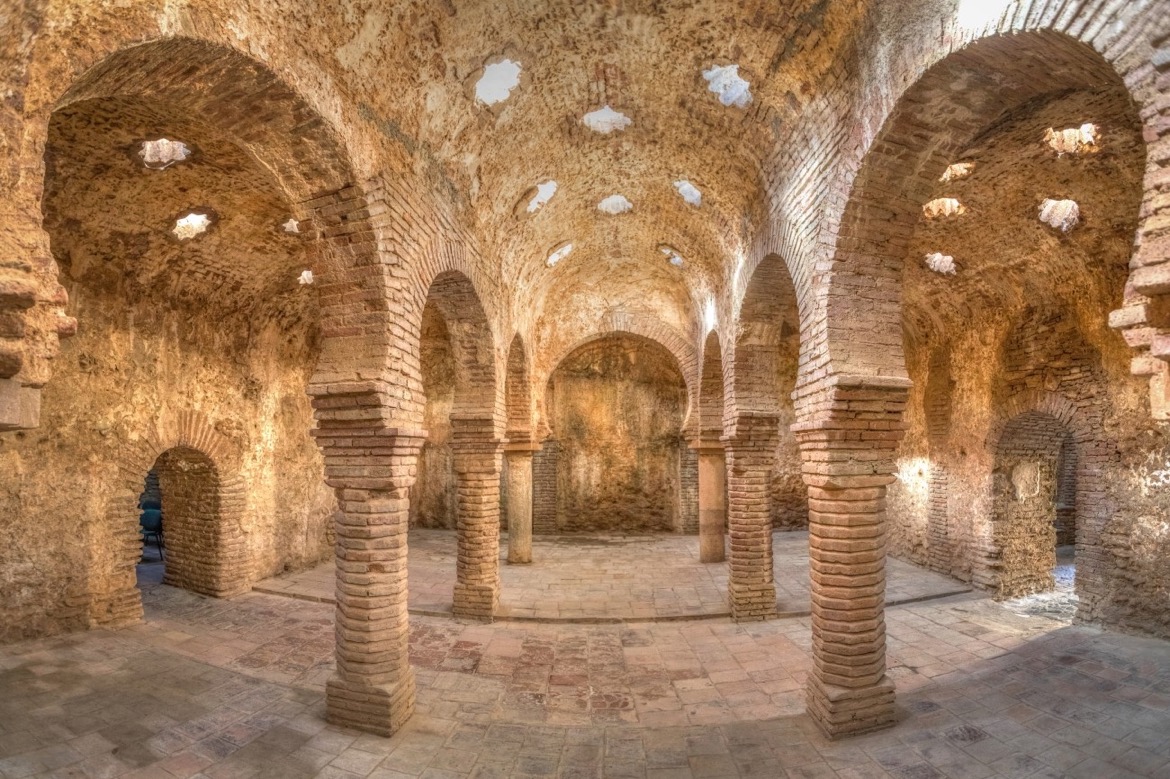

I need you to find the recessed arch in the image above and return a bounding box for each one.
[504,333,533,441]
[699,331,726,439]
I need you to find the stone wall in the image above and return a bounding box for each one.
[546,334,687,533]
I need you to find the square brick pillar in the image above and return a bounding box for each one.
[311,399,425,738]
[451,417,503,620]
[504,441,538,564]
[691,438,727,563]
[723,416,780,620]
[795,376,910,739]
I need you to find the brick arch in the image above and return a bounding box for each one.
[983,390,1109,604]
[541,312,699,434]
[422,270,499,425]
[699,330,726,439]
[504,333,532,441]
[91,410,249,629]
[726,253,800,433]
[816,28,1148,407]
[40,36,394,421]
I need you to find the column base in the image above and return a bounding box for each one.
[326,671,416,737]
[699,530,725,563]
[729,581,776,621]
[507,552,532,565]
[453,583,498,620]
[807,673,896,739]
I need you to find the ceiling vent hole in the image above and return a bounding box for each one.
[923,198,966,220]
[674,180,702,207]
[583,105,632,134]
[598,195,633,215]
[1039,199,1080,232]
[140,138,191,170]
[547,241,574,267]
[924,252,957,275]
[173,212,212,240]
[527,180,558,213]
[940,162,974,183]
[475,60,522,106]
[702,64,752,108]
[1045,124,1099,155]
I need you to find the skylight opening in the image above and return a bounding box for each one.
[298,270,314,285]
[598,195,633,215]
[702,64,752,109]
[527,180,558,213]
[923,198,966,220]
[583,105,632,134]
[173,211,212,240]
[475,59,522,106]
[1045,124,1100,156]
[674,179,702,207]
[924,252,957,275]
[282,218,300,234]
[940,162,975,183]
[547,241,574,267]
[1039,199,1080,233]
[659,244,684,267]
[139,138,190,170]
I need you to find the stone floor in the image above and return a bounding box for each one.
[253,531,971,622]
[3,544,1170,778]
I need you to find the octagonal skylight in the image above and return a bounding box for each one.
[674,179,702,207]
[598,195,633,215]
[702,64,752,108]
[527,180,558,213]
[173,212,211,240]
[476,60,522,106]
[583,105,632,134]
[1039,199,1080,232]
[547,241,574,267]
[140,138,190,170]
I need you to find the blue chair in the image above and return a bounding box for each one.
[140,508,165,561]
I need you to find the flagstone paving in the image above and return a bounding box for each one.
[2,547,1169,778]
[253,531,971,621]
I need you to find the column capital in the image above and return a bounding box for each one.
[689,436,724,453]
[503,440,542,453]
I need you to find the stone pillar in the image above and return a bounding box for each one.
[795,376,909,739]
[692,439,727,563]
[723,416,779,620]
[451,417,503,620]
[311,387,424,738]
[504,441,538,564]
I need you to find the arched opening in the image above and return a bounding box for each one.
[407,270,500,618]
[699,331,726,440]
[24,41,343,634]
[544,333,687,532]
[996,409,1076,596]
[134,447,231,597]
[733,253,805,531]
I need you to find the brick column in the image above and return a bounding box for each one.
[504,441,538,564]
[723,416,779,620]
[795,376,909,739]
[310,386,423,738]
[691,438,727,563]
[451,416,503,619]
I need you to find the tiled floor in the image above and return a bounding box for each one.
[3,544,1169,778]
[253,531,971,621]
